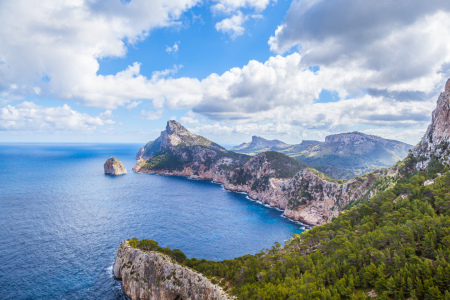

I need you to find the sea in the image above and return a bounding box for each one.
[0,143,305,299]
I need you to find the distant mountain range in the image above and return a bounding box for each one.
[231,132,412,178]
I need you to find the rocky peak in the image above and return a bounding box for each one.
[412,78,450,169]
[166,120,189,135]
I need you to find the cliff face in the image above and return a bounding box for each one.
[136,121,225,160]
[133,137,389,226]
[412,79,450,170]
[231,136,292,152]
[114,241,231,300]
[104,157,127,175]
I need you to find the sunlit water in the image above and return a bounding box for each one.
[0,143,304,299]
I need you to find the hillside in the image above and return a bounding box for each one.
[122,78,450,300]
[232,132,412,179]
[231,136,292,154]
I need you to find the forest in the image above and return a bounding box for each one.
[131,160,450,299]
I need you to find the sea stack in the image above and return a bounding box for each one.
[104,157,127,175]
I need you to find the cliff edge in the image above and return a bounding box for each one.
[113,241,231,300]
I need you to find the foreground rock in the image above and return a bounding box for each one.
[104,157,127,175]
[113,241,231,300]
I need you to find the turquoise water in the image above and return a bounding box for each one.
[0,143,304,299]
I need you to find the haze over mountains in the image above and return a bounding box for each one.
[231,132,412,178]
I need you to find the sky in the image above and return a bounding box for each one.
[1,0,450,147]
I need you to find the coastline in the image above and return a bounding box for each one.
[135,169,314,227]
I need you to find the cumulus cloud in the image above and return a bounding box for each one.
[215,12,247,38]
[0,0,198,107]
[0,102,114,131]
[140,109,164,120]
[126,101,142,111]
[212,0,274,13]
[268,0,450,95]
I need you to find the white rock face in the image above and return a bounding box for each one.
[113,241,231,300]
[104,157,127,175]
[412,78,450,169]
[424,179,435,186]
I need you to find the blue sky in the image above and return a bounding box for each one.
[1,0,450,146]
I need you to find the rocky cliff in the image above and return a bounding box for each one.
[412,79,450,170]
[231,131,412,179]
[114,241,231,300]
[231,136,292,153]
[104,157,127,175]
[133,122,391,226]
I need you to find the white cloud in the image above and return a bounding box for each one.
[215,12,247,39]
[0,0,199,107]
[126,101,142,111]
[0,102,114,131]
[140,109,164,120]
[166,41,180,54]
[211,0,274,14]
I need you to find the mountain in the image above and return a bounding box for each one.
[133,121,384,226]
[412,78,450,170]
[122,78,450,300]
[135,120,226,160]
[231,136,292,153]
[232,132,412,179]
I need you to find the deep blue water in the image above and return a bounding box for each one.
[0,143,304,300]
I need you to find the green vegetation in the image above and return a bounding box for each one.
[265,151,308,179]
[306,167,347,185]
[141,151,184,171]
[130,163,450,299]
[128,238,187,263]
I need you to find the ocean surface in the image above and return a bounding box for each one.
[0,143,305,300]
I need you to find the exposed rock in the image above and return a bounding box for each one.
[424,179,435,186]
[231,136,292,152]
[114,241,231,300]
[232,131,412,178]
[104,157,127,175]
[133,127,391,226]
[412,78,450,170]
[137,120,225,160]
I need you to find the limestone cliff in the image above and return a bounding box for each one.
[104,157,127,175]
[412,78,450,170]
[133,123,390,226]
[113,241,231,300]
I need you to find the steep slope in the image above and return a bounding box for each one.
[136,120,225,160]
[413,79,450,170]
[232,132,412,179]
[231,136,292,154]
[133,122,386,226]
[123,78,450,300]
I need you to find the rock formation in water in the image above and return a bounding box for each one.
[104,157,127,175]
[412,78,450,170]
[113,241,231,300]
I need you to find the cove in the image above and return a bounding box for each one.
[0,143,304,300]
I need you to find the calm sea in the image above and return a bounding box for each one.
[0,143,304,299]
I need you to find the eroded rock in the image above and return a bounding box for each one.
[104,157,127,175]
[113,241,231,300]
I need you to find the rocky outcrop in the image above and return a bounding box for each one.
[412,78,450,170]
[104,157,127,175]
[231,136,292,152]
[137,121,225,160]
[113,241,231,300]
[133,140,390,225]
